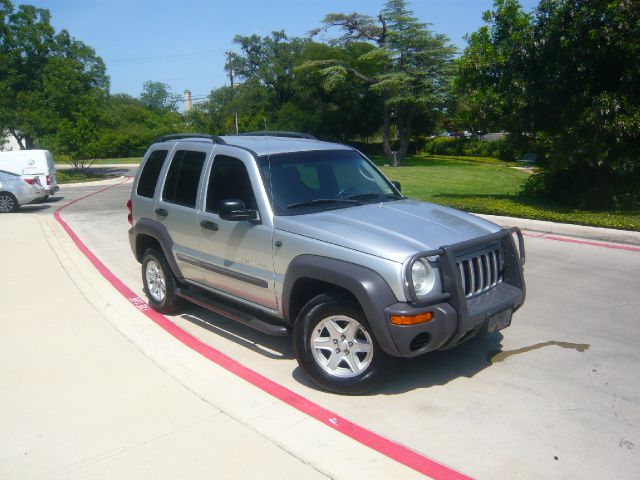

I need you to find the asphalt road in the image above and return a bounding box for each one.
[28,181,640,479]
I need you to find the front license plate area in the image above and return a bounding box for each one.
[487,309,512,334]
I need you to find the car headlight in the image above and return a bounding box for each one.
[411,259,436,296]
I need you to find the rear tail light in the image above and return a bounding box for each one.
[127,199,133,225]
[23,177,36,185]
[46,174,52,185]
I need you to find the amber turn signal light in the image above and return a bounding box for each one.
[390,312,433,325]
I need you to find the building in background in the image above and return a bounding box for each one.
[184,90,192,112]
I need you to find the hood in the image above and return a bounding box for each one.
[274,199,501,263]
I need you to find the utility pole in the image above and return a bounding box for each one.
[226,51,235,90]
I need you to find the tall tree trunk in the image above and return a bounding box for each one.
[383,105,416,167]
[9,129,26,150]
[382,105,396,165]
[395,105,416,166]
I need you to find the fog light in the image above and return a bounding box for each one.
[390,312,433,325]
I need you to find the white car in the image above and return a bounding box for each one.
[0,169,46,212]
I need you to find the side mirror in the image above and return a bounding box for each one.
[391,180,402,192]
[218,199,258,222]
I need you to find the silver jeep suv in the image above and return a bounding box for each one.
[128,133,526,394]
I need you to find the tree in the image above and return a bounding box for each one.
[526,0,640,208]
[227,31,309,108]
[457,0,640,208]
[0,1,109,150]
[139,81,180,113]
[306,0,456,165]
[455,0,532,133]
[205,32,380,140]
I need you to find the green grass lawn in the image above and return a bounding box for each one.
[374,155,640,232]
[56,170,117,184]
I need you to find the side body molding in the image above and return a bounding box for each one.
[282,255,401,356]
[130,218,183,280]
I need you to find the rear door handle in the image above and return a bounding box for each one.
[200,220,219,231]
[155,208,168,217]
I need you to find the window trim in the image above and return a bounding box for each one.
[136,149,169,199]
[161,148,208,209]
[204,153,259,214]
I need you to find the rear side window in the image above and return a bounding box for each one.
[137,150,168,198]
[163,150,206,208]
[206,155,257,212]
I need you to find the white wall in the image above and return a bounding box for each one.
[1,132,21,151]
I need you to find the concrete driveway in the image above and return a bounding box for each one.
[2,179,639,479]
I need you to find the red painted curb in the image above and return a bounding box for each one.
[53,179,472,480]
[523,232,640,252]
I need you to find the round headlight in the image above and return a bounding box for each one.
[411,260,436,296]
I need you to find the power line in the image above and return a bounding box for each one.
[106,49,227,64]
[111,73,227,86]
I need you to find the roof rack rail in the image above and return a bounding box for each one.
[236,131,317,140]
[155,133,227,144]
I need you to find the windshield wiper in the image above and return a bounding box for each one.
[344,192,403,201]
[287,198,361,209]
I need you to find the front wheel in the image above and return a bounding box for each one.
[293,294,396,394]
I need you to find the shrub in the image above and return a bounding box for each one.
[420,137,502,158]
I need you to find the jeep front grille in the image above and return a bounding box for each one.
[457,247,503,298]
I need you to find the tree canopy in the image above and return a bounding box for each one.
[0,0,109,150]
[457,0,640,208]
[140,80,180,113]
[306,0,456,165]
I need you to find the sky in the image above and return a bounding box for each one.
[25,0,539,108]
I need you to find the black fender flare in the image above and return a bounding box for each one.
[130,218,184,280]
[282,255,401,356]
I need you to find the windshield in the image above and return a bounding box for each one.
[258,149,401,215]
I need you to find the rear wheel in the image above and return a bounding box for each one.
[0,192,18,213]
[142,248,182,314]
[293,294,396,394]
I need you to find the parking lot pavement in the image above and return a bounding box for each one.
[0,209,427,480]
[4,179,640,480]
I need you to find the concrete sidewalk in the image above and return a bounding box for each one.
[0,214,425,479]
[477,213,640,246]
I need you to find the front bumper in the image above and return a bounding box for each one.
[383,228,526,358]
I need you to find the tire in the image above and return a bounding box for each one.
[141,248,182,314]
[293,294,396,394]
[0,192,18,213]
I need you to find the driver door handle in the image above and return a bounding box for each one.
[200,220,219,231]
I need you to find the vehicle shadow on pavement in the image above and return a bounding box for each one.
[87,166,137,176]
[180,312,295,360]
[20,204,52,212]
[179,306,504,395]
[291,333,505,395]
[377,333,504,395]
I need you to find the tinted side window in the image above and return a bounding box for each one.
[206,155,257,212]
[162,150,206,208]
[137,150,168,198]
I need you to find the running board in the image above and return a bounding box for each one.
[175,288,289,336]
